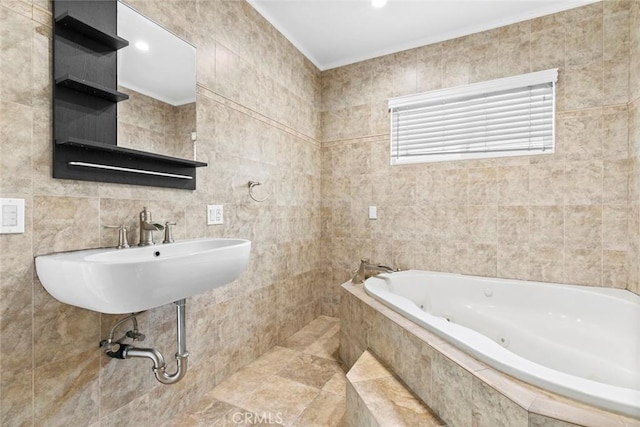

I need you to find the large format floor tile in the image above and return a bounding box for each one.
[164,316,345,427]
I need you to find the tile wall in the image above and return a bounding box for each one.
[0,0,322,425]
[628,0,640,294]
[320,1,638,313]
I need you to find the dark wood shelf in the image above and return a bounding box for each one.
[55,75,129,102]
[56,138,208,167]
[55,12,129,50]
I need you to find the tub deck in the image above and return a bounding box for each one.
[340,281,640,427]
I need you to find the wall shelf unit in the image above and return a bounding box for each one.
[52,0,205,190]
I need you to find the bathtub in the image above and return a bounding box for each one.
[363,270,640,418]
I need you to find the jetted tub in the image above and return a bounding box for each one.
[364,270,640,417]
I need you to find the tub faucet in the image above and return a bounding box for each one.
[138,207,164,246]
[352,258,397,284]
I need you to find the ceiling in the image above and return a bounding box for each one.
[248,0,598,71]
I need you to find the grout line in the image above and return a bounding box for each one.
[196,84,321,148]
[322,134,388,148]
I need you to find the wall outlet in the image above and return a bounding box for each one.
[1,198,25,234]
[207,205,223,225]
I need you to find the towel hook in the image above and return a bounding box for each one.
[248,180,270,202]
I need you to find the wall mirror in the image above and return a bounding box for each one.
[117,2,197,160]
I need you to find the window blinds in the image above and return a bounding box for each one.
[389,69,558,164]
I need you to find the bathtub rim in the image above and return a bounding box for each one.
[341,280,640,426]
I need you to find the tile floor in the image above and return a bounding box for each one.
[164,316,346,427]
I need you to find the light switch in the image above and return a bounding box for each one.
[2,205,17,226]
[368,206,377,220]
[0,198,25,234]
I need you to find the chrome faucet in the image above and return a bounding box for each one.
[351,258,397,284]
[138,207,164,246]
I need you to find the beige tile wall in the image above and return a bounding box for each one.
[628,0,640,294]
[0,0,321,425]
[320,1,637,313]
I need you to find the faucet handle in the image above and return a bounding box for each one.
[163,221,176,244]
[104,224,130,249]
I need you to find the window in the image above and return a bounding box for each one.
[389,69,558,165]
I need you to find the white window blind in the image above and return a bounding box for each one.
[389,69,558,164]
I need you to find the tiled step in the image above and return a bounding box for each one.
[345,350,447,427]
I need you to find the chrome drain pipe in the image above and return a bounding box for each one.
[107,299,189,385]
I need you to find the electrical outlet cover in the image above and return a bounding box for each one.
[207,205,223,225]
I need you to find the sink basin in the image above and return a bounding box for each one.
[35,238,251,314]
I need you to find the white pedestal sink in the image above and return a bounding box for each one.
[35,238,251,314]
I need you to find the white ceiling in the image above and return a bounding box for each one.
[248,0,599,71]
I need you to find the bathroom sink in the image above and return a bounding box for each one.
[35,238,251,314]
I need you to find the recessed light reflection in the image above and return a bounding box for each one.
[135,41,149,52]
[372,0,387,8]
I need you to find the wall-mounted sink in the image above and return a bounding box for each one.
[35,238,251,314]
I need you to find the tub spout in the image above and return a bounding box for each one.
[352,258,397,284]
